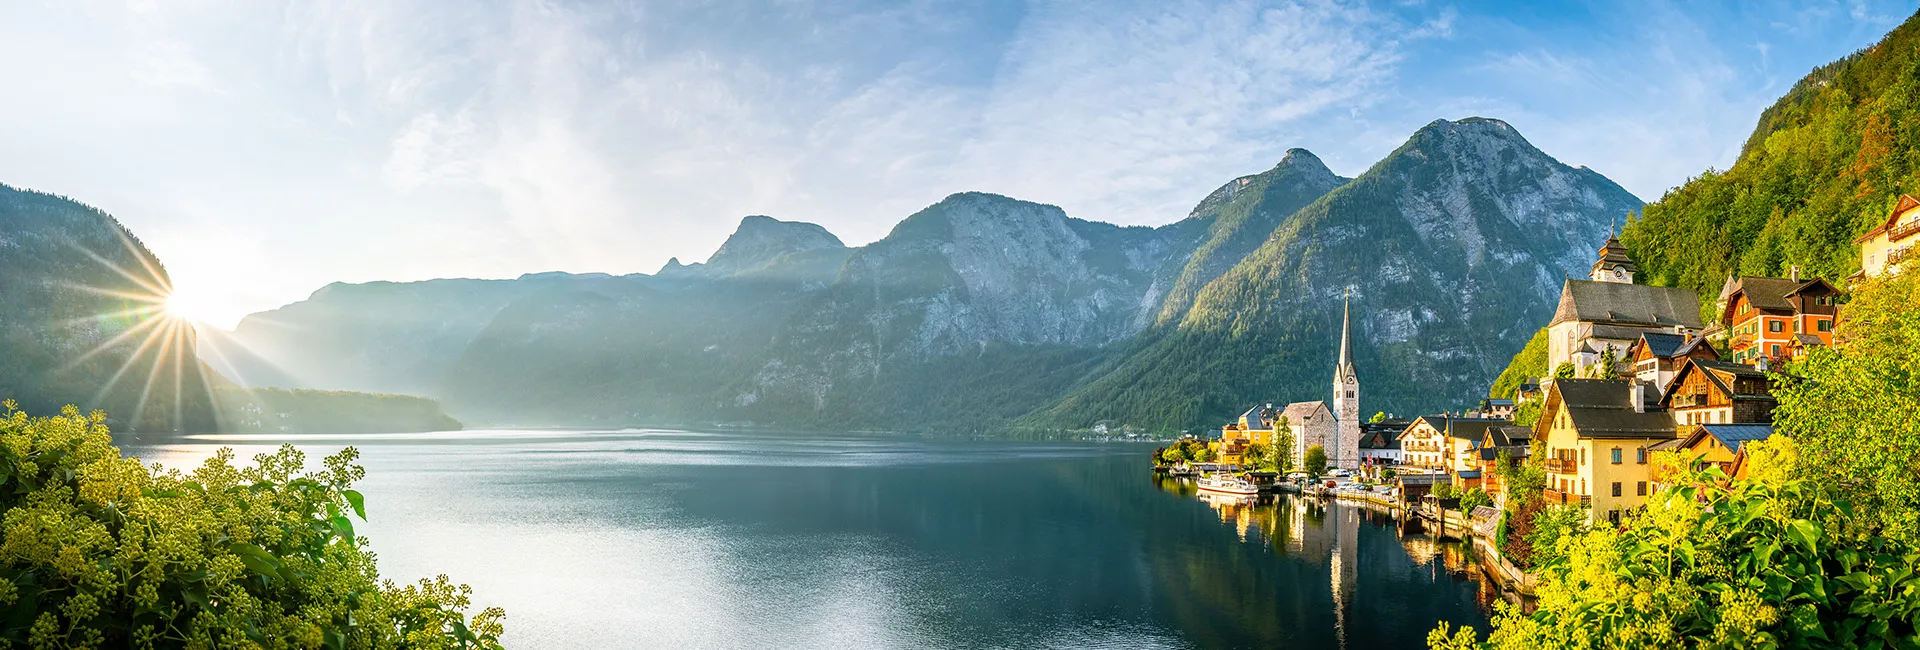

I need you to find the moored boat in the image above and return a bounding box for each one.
[1195,473,1259,496]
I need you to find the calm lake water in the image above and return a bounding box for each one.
[117,429,1492,649]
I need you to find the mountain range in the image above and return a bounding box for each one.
[203,117,1641,432]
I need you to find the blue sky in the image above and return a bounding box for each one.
[0,0,1911,327]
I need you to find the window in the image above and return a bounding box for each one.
[1637,481,1647,496]
[1580,479,1586,494]
[1580,448,1586,465]
[1771,344,1782,357]
[1818,320,1832,333]
[1768,320,1783,333]
[1636,448,1647,464]
[1611,482,1622,497]
[1609,509,1622,524]
[1610,448,1622,464]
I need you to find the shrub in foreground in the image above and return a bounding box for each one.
[0,401,503,648]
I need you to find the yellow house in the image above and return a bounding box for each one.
[1855,194,1920,279]
[1212,404,1291,466]
[1535,379,1678,524]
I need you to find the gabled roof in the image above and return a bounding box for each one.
[1792,334,1824,346]
[1722,276,1840,319]
[1538,379,1676,440]
[1550,280,1704,328]
[1484,424,1532,448]
[1630,331,1720,362]
[1397,415,1449,440]
[1358,431,1401,450]
[1444,418,1503,441]
[1659,358,1776,409]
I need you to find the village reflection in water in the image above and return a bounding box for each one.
[1154,474,1515,635]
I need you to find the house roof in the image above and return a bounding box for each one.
[1445,418,1504,441]
[1485,398,1514,407]
[1792,333,1824,346]
[1397,415,1449,440]
[1358,431,1401,450]
[1540,379,1677,440]
[1697,424,1776,452]
[1550,280,1704,328]
[1629,331,1719,362]
[1647,437,1687,452]
[1721,276,1840,321]
[1659,358,1777,409]
[1485,424,1533,447]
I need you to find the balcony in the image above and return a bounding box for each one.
[1543,489,1590,506]
[1543,458,1579,474]
[1890,218,1920,242]
[1669,393,1708,408]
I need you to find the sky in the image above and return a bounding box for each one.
[0,0,1912,328]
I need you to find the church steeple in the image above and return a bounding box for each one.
[1591,232,1637,283]
[1331,289,1360,469]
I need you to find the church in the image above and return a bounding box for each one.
[1273,293,1363,470]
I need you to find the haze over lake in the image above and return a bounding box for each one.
[118,430,1490,649]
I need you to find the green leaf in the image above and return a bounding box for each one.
[332,515,356,543]
[1788,519,1821,554]
[342,489,367,521]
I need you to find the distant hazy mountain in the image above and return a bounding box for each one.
[0,184,218,432]
[212,117,1639,432]
[1031,118,1642,429]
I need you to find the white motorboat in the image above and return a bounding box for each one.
[1195,473,1259,496]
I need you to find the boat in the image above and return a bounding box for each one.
[1195,473,1259,496]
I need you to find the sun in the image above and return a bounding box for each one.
[162,292,209,323]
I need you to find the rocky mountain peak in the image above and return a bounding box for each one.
[667,215,846,278]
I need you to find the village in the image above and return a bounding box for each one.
[1150,192,1920,598]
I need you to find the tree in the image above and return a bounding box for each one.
[1272,417,1296,474]
[1303,445,1328,477]
[1553,362,1576,380]
[0,401,504,648]
[1191,445,1214,463]
[1490,327,1549,399]
[1456,486,1493,515]
[1162,446,1189,464]
[1583,347,1620,380]
[1428,261,1920,649]
[1370,411,1388,423]
[1510,397,1544,427]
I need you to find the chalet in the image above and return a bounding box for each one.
[1658,358,1778,426]
[1625,331,1718,394]
[1442,418,1504,488]
[1854,194,1920,280]
[1358,418,1409,467]
[1547,236,1703,379]
[1648,423,1777,485]
[1396,416,1449,473]
[1535,379,1677,524]
[1718,272,1840,365]
[1476,424,1532,499]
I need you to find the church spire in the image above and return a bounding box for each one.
[1338,288,1353,372]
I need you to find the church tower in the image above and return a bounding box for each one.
[1331,291,1361,469]
[1591,234,1637,283]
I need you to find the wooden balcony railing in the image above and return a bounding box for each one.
[1543,458,1579,474]
[1890,218,1920,242]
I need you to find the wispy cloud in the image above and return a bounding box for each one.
[0,0,1912,327]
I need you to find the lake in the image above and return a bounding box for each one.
[116,429,1493,649]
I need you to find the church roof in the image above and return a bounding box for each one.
[1280,401,1330,423]
[1549,280,1703,328]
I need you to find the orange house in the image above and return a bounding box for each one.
[1718,274,1840,365]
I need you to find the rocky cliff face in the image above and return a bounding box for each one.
[0,184,217,432]
[207,117,1643,432]
[1033,118,1643,429]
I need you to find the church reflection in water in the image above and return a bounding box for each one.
[1157,476,1509,648]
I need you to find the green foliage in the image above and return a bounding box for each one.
[1584,347,1621,380]
[1519,505,1588,577]
[1622,12,1920,311]
[1552,363,1576,380]
[214,388,460,434]
[0,401,503,648]
[0,184,217,433]
[1303,445,1328,477]
[1432,265,1920,648]
[1772,257,1920,545]
[1432,483,1458,500]
[1369,411,1388,423]
[1510,396,1544,427]
[1456,487,1493,516]
[1489,328,1549,399]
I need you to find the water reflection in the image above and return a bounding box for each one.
[1154,475,1499,648]
[118,431,1489,649]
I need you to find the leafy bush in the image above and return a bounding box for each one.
[0,401,504,649]
[1303,445,1328,476]
[1456,487,1493,515]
